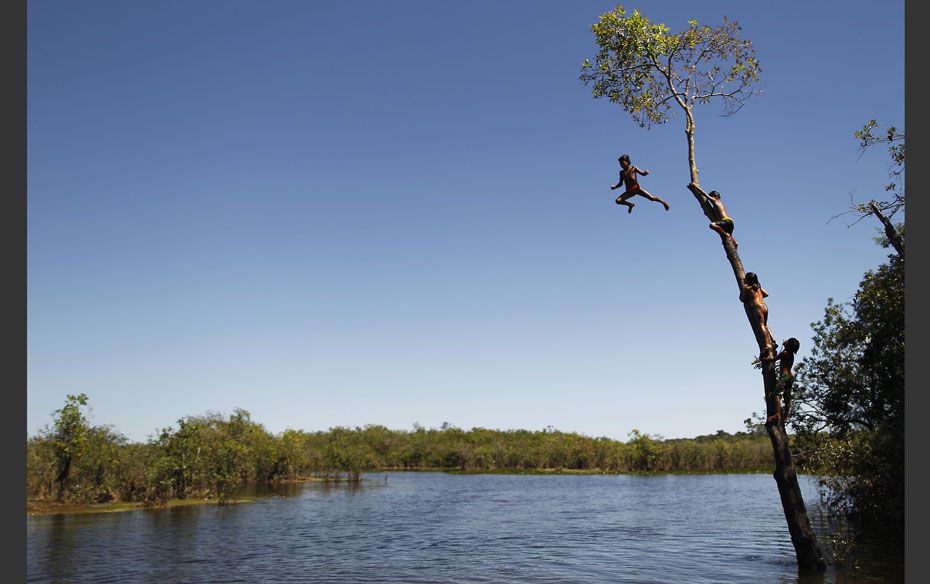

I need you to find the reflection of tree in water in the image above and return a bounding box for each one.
[821,519,905,583]
[45,514,80,582]
[314,473,389,495]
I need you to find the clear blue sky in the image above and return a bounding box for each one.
[27,1,904,442]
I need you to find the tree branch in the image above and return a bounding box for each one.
[868,201,904,257]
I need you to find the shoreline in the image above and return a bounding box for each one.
[26,470,813,516]
[26,477,335,517]
[441,468,776,476]
[26,497,258,517]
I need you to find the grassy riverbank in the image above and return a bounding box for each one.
[26,496,257,517]
[25,476,365,516]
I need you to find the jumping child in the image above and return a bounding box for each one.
[610,154,670,214]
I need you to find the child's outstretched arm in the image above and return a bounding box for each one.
[634,166,650,176]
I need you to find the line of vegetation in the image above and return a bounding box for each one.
[28,400,819,510]
[27,496,257,516]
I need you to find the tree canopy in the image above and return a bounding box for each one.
[579,6,761,127]
[580,6,761,187]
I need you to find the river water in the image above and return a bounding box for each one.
[27,473,902,583]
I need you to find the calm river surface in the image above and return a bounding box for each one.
[27,473,903,583]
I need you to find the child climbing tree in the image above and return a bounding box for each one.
[579,6,826,572]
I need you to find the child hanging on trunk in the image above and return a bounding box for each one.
[610,154,671,214]
[762,337,801,425]
[740,271,774,352]
[700,190,738,248]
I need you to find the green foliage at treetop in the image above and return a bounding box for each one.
[579,5,761,128]
[28,397,793,506]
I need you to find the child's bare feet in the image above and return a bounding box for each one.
[627,202,635,214]
[663,202,670,211]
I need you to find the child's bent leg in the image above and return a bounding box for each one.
[615,192,636,214]
[709,222,737,247]
[709,221,738,247]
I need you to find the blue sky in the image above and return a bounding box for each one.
[27,0,904,442]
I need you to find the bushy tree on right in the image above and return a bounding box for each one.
[792,122,904,538]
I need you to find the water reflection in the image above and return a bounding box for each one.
[43,514,78,583]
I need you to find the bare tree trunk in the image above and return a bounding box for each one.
[55,454,71,503]
[686,182,826,572]
[868,201,904,258]
[685,114,699,186]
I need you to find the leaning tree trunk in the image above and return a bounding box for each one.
[868,201,904,258]
[678,115,824,570]
[685,179,826,571]
[54,452,71,502]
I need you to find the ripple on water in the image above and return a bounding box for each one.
[27,473,901,584]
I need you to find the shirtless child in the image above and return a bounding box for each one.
[762,338,800,424]
[739,272,774,350]
[610,154,671,214]
[704,191,738,247]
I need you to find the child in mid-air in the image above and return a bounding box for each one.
[610,154,670,214]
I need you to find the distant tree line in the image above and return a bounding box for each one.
[27,398,792,506]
